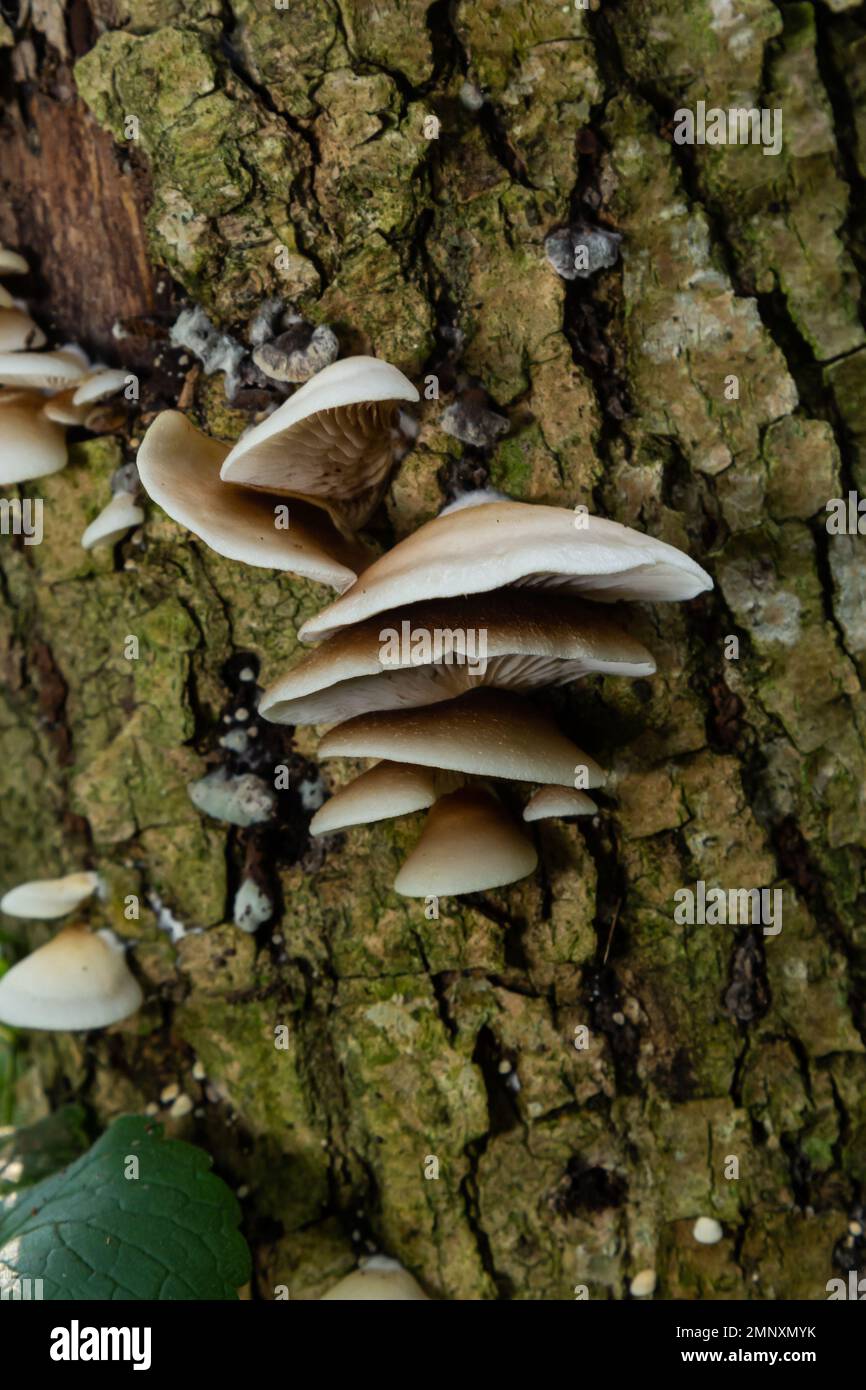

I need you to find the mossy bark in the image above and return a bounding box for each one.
[1,0,865,1300]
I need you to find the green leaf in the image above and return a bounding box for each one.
[0,1114,250,1299]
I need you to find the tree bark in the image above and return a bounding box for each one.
[1,0,865,1300]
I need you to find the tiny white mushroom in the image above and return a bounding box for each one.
[81,492,145,550]
[0,870,101,919]
[0,349,87,390]
[630,1269,657,1298]
[72,368,130,406]
[0,925,142,1030]
[321,1255,428,1301]
[693,1217,724,1245]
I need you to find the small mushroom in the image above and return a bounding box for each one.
[261,592,655,725]
[394,786,537,896]
[0,248,28,275]
[252,318,339,385]
[0,307,46,352]
[219,355,419,532]
[136,410,367,590]
[0,397,67,484]
[0,348,86,390]
[310,761,463,836]
[81,492,145,550]
[321,1255,428,1301]
[300,495,713,642]
[0,870,100,919]
[72,367,129,406]
[42,387,90,425]
[318,688,605,788]
[523,787,598,821]
[0,925,142,1031]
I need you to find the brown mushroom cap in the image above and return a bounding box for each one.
[310,761,463,836]
[300,499,713,641]
[260,591,656,726]
[136,410,369,590]
[318,688,604,788]
[394,786,537,896]
[523,786,597,821]
[220,356,419,532]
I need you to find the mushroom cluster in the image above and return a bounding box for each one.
[259,491,712,898]
[0,872,142,1031]
[0,245,131,538]
[136,351,712,900]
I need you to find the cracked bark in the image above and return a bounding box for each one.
[1,0,866,1300]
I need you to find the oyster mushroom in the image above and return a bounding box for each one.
[310,761,463,836]
[0,349,87,391]
[81,491,145,550]
[321,1255,428,1301]
[0,396,67,484]
[318,688,605,788]
[394,786,537,897]
[261,592,655,725]
[0,248,28,275]
[137,410,367,590]
[300,496,713,642]
[0,925,142,1030]
[0,307,46,352]
[0,870,101,918]
[219,355,419,532]
[523,786,598,820]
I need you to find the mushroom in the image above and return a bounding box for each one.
[0,248,28,275]
[81,492,145,550]
[0,307,46,352]
[219,355,419,532]
[0,925,142,1030]
[72,367,129,407]
[394,786,537,897]
[1,870,101,918]
[523,786,598,821]
[261,592,655,726]
[309,761,463,836]
[0,397,67,484]
[321,1255,429,1301]
[318,688,605,788]
[300,495,713,642]
[0,349,87,391]
[136,409,368,590]
[42,387,91,425]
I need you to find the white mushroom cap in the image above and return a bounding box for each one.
[81,492,145,550]
[261,592,655,726]
[0,925,142,1030]
[0,308,46,352]
[137,410,367,589]
[220,356,419,531]
[318,688,604,788]
[0,286,15,308]
[310,762,463,836]
[321,1255,428,1300]
[0,248,28,275]
[394,786,537,896]
[72,368,129,406]
[0,349,87,390]
[0,400,67,484]
[300,499,713,641]
[523,786,597,821]
[1,870,101,919]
